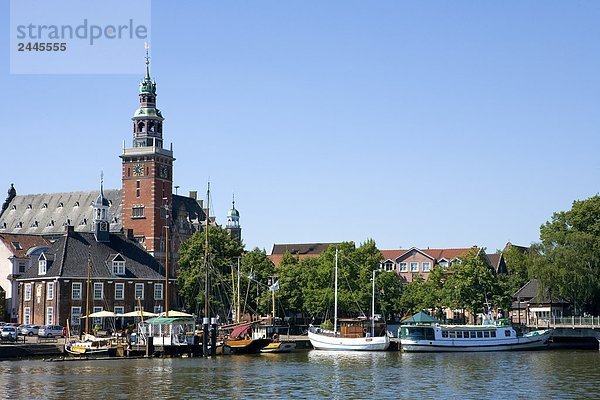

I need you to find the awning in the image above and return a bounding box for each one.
[119,310,158,318]
[230,324,252,338]
[81,310,117,318]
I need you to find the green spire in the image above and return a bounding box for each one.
[139,43,156,94]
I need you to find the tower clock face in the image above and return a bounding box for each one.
[160,165,169,179]
[133,163,145,176]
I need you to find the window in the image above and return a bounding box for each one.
[24,307,31,324]
[154,283,164,300]
[422,262,431,272]
[484,331,490,338]
[504,330,511,337]
[441,330,448,338]
[491,331,496,338]
[154,305,163,314]
[18,262,26,273]
[72,282,82,300]
[24,283,32,301]
[47,282,54,300]
[114,306,124,316]
[399,262,408,272]
[46,307,54,325]
[135,283,144,300]
[410,262,419,272]
[132,206,144,218]
[456,331,463,339]
[136,181,141,198]
[112,259,125,275]
[476,331,483,338]
[94,283,103,300]
[93,306,103,326]
[39,259,47,275]
[71,306,82,326]
[449,331,456,338]
[383,261,395,272]
[115,283,125,300]
[11,242,22,250]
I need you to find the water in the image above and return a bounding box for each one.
[0,350,598,399]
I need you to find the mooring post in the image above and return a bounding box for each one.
[202,317,209,357]
[210,317,217,357]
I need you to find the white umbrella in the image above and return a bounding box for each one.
[81,310,117,318]
[119,310,158,318]
[160,310,194,317]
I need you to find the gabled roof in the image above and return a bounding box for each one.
[380,247,475,264]
[17,229,167,281]
[0,233,51,258]
[513,279,567,304]
[269,242,342,267]
[485,253,506,273]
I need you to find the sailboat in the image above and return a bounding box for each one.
[308,249,390,351]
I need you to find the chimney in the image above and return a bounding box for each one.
[189,191,197,200]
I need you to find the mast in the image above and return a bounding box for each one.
[85,249,91,335]
[165,224,169,318]
[334,248,338,335]
[204,182,210,320]
[236,257,241,324]
[371,269,376,337]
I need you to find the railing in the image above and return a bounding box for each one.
[529,316,600,329]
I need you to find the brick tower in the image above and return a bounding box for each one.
[120,50,173,261]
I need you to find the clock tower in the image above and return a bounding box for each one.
[120,51,173,260]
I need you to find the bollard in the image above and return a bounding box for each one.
[202,317,209,357]
[210,317,217,357]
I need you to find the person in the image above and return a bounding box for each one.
[126,342,131,357]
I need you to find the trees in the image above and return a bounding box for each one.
[177,226,244,317]
[531,195,600,314]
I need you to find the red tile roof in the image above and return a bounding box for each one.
[0,233,51,258]
[381,247,476,262]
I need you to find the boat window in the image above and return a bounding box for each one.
[477,331,483,338]
[491,331,496,338]
[484,331,490,338]
[442,331,448,338]
[505,330,511,337]
[470,331,477,338]
[449,331,456,338]
[401,327,435,340]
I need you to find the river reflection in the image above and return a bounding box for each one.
[0,350,598,399]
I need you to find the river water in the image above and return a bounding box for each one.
[0,350,598,399]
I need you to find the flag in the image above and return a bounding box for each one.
[269,281,280,291]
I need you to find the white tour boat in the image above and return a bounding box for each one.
[400,320,552,352]
[308,249,390,351]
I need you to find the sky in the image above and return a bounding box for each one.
[1,1,599,253]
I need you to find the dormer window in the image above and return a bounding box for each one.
[26,204,32,210]
[42,203,48,209]
[10,205,16,211]
[11,242,22,250]
[58,202,64,209]
[73,201,79,207]
[112,254,125,275]
[30,221,39,228]
[47,220,55,227]
[79,218,87,226]
[39,259,47,275]
[15,222,22,229]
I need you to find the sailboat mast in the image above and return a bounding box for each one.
[204,182,210,319]
[371,269,376,337]
[236,257,241,324]
[334,248,338,335]
[85,251,91,335]
[165,224,169,318]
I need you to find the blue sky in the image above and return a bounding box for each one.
[1,1,599,253]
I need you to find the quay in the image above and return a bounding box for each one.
[526,316,600,349]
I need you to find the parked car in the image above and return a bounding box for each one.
[1,326,18,341]
[38,325,64,337]
[20,325,40,336]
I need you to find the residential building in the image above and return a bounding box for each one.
[269,242,342,267]
[0,233,50,321]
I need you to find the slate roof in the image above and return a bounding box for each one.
[172,194,206,223]
[0,233,50,258]
[0,189,123,235]
[513,279,567,304]
[18,229,167,281]
[485,253,507,274]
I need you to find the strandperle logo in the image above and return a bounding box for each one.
[10,0,151,74]
[15,19,148,46]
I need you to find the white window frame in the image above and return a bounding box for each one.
[154,283,164,300]
[72,282,82,300]
[114,306,124,316]
[399,262,408,272]
[135,283,144,300]
[39,259,47,275]
[94,283,104,300]
[24,307,31,324]
[410,262,419,272]
[383,261,394,272]
[115,282,125,300]
[112,260,125,275]
[93,306,103,326]
[422,262,431,272]
[71,306,82,326]
[24,283,32,301]
[47,282,54,300]
[46,306,54,325]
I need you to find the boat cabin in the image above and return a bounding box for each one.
[142,316,196,346]
[401,325,515,341]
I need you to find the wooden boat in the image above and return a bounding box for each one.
[400,321,552,352]
[260,341,296,353]
[222,323,271,354]
[308,249,390,351]
[65,334,116,356]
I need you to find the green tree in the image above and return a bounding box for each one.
[531,195,600,314]
[177,226,244,317]
[238,248,275,317]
